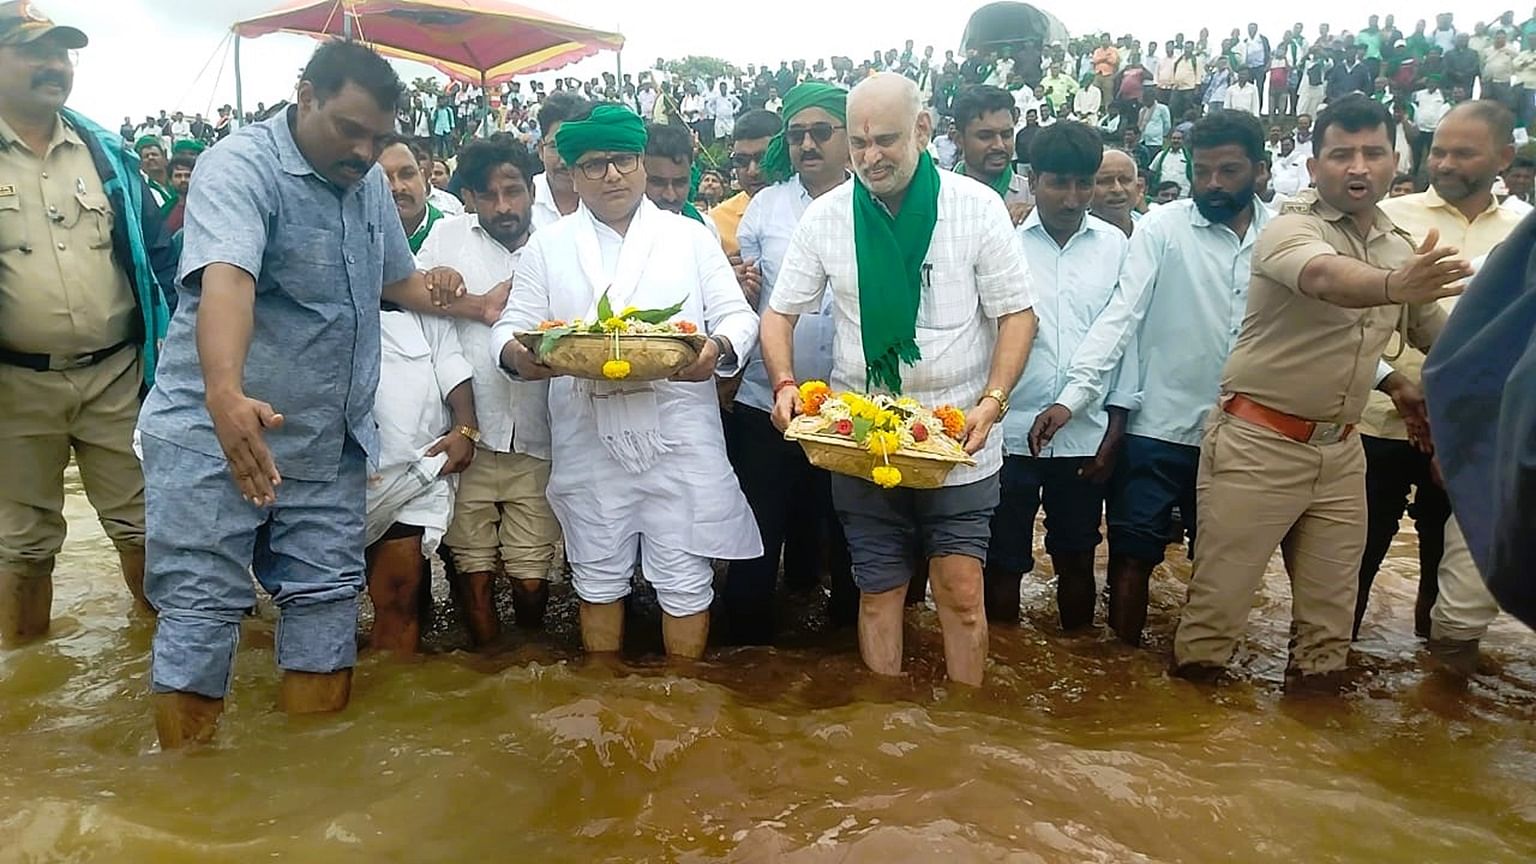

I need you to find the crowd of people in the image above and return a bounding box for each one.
[3,0,1533,754]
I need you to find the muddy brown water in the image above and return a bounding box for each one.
[1,469,1533,863]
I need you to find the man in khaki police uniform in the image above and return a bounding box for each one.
[1173,95,1469,683]
[0,1,173,645]
[1359,101,1522,642]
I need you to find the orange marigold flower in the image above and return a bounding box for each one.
[675,321,698,334]
[934,406,965,440]
[537,320,566,331]
[803,391,829,415]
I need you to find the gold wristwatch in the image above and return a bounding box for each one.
[980,388,1010,417]
[456,425,482,443]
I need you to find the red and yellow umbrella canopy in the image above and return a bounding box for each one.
[234,0,625,84]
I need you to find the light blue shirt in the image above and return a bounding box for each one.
[735,175,841,413]
[1141,102,1171,147]
[1056,198,1272,447]
[1004,212,1137,458]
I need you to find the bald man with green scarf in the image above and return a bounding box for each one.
[492,103,763,660]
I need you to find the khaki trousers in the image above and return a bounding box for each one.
[1175,412,1366,675]
[442,448,559,578]
[1430,514,1501,642]
[0,347,144,578]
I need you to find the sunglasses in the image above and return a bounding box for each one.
[730,152,765,169]
[574,153,640,180]
[786,122,845,144]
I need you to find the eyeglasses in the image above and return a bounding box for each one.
[786,123,845,144]
[730,152,765,169]
[574,153,640,180]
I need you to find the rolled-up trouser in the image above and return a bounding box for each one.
[1175,412,1366,675]
[365,452,451,555]
[442,448,560,579]
[570,534,713,617]
[143,433,367,699]
[0,346,145,572]
[1430,514,1500,642]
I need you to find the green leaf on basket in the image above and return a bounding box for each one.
[627,298,687,324]
[851,416,873,443]
[597,289,614,322]
[537,325,576,357]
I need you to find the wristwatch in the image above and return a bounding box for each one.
[980,388,1010,417]
[456,425,482,444]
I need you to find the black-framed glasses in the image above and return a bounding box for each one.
[574,153,640,180]
[786,122,845,144]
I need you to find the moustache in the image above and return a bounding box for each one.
[339,160,370,175]
[32,71,69,90]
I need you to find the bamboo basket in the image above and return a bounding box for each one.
[784,419,976,490]
[515,332,707,381]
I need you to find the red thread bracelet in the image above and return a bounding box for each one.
[773,378,798,397]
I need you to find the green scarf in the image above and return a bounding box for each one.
[408,202,443,254]
[955,160,1013,200]
[681,201,706,223]
[853,151,940,394]
[760,82,846,184]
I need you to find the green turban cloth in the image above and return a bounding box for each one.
[555,103,648,167]
[760,82,847,185]
[134,135,162,154]
[172,139,206,155]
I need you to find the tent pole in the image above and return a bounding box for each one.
[616,23,623,89]
[343,8,353,40]
[234,33,244,122]
[481,70,489,139]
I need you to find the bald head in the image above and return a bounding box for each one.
[1092,148,1141,230]
[847,72,932,202]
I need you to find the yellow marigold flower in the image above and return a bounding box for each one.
[871,465,903,488]
[866,429,901,457]
[602,359,632,379]
[601,317,629,333]
[798,380,831,401]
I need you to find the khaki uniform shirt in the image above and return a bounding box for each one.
[1360,188,1523,438]
[0,114,135,355]
[1222,190,1447,425]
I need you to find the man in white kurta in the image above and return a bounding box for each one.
[493,104,762,658]
[368,307,477,653]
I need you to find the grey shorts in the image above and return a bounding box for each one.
[830,472,1001,594]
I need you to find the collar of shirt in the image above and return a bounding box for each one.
[0,111,81,157]
[1420,184,1504,221]
[273,106,318,179]
[1303,189,1400,241]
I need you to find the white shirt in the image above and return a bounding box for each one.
[1072,85,1102,121]
[428,186,465,216]
[680,93,705,122]
[1057,198,1274,447]
[770,171,1036,485]
[736,176,843,412]
[415,214,552,459]
[1414,89,1450,132]
[531,171,567,231]
[1012,88,1040,130]
[1005,212,1136,458]
[376,310,474,471]
[765,96,784,114]
[637,87,658,118]
[1502,194,1534,216]
[1271,148,1311,197]
[1227,81,1261,115]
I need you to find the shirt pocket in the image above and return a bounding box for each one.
[270,225,346,302]
[74,191,115,250]
[0,192,25,253]
[915,251,976,331]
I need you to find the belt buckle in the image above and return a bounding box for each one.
[1307,422,1343,445]
[49,352,95,372]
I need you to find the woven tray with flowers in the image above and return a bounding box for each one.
[515,291,707,381]
[783,382,976,489]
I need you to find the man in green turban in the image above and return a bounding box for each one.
[759,73,1038,688]
[760,81,848,185]
[494,102,763,662]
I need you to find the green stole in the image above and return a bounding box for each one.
[681,201,707,223]
[955,160,1014,200]
[408,202,443,254]
[853,152,940,394]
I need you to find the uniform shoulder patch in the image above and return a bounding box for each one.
[1278,199,1313,216]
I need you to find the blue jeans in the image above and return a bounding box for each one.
[1107,434,1199,564]
[987,455,1106,573]
[143,433,367,698]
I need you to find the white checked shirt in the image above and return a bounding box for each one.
[770,170,1035,485]
[415,214,552,460]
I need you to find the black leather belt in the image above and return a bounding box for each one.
[0,340,131,372]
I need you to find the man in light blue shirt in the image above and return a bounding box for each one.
[724,83,853,643]
[1029,110,1272,647]
[986,122,1135,630]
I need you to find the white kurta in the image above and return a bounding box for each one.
[491,198,764,566]
[368,310,474,554]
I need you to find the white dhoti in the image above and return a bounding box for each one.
[365,451,453,555]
